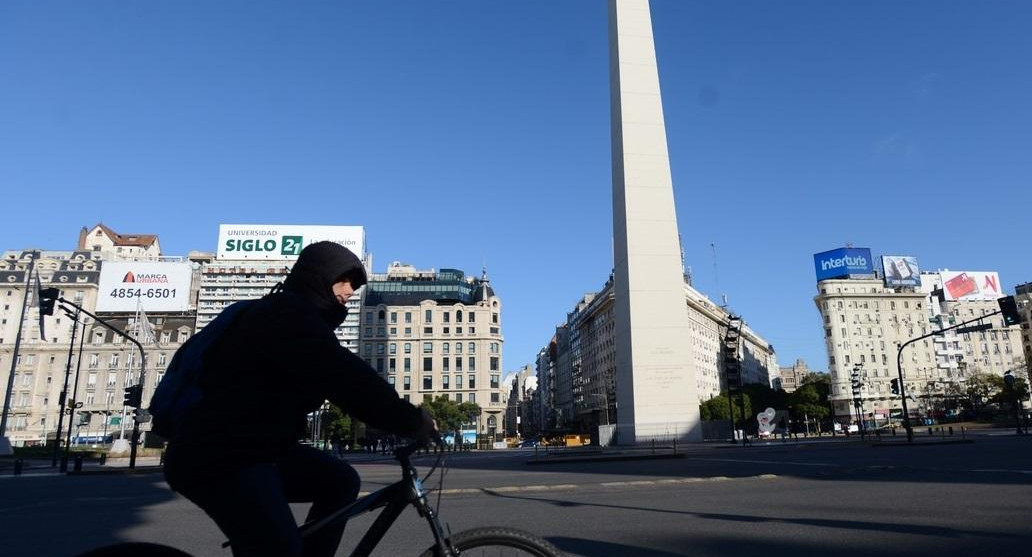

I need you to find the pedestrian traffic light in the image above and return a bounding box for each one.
[890,378,900,395]
[123,384,143,408]
[998,296,1021,326]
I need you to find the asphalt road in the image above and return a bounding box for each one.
[2,430,1030,557]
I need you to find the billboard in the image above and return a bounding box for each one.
[217,225,365,261]
[940,271,1004,301]
[97,261,192,312]
[882,255,920,287]
[813,248,874,281]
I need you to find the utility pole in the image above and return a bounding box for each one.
[0,251,38,453]
[52,309,81,468]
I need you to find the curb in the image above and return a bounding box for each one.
[525,452,686,466]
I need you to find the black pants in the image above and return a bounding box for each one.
[170,444,360,557]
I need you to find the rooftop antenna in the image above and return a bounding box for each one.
[710,242,728,307]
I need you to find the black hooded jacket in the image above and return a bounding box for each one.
[164,242,423,487]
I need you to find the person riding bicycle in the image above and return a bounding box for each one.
[162,241,437,557]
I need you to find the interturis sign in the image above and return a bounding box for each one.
[813,247,874,281]
[216,225,365,261]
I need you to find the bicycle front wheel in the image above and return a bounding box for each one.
[419,527,563,557]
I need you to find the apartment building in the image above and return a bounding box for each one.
[359,262,506,439]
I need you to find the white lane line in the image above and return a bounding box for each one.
[355,474,779,498]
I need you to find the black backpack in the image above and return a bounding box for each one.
[149,300,256,439]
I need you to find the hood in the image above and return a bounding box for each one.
[282,241,367,328]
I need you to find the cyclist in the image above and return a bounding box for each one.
[162,241,437,557]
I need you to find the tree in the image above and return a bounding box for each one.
[421,396,482,442]
[321,404,352,442]
[964,373,1002,415]
[699,392,752,425]
[789,383,830,425]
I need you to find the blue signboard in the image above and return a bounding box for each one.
[813,248,874,281]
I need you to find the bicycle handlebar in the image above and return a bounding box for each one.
[394,432,444,463]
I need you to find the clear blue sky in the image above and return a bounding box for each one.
[2,1,1030,374]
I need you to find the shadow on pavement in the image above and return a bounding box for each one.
[0,473,181,556]
[480,489,1020,541]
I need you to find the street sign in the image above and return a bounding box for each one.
[110,416,122,426]
[956,323,993,334]
[889,409,903,419]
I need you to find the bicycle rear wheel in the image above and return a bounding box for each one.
[419,527,562,557]
[75,542,194,557]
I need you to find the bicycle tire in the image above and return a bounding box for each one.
[75,542,194,557]
[419,526,563,557]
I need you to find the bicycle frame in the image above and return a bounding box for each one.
[237,444,457,557]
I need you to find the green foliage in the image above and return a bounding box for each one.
[789,382,830,421]
[322,404,352,440]
[699,392,752,423]
[421,396,481,433]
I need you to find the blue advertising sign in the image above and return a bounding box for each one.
[813,248,874,281]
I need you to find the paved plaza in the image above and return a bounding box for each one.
[2,430,1031,556]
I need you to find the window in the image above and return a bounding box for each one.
[404,342,411,354]
[390,312,397,324]
[404,327,412,336]
[425,309,432,323]
[468,357,476,371]
[378,310,385,321]
[443,312,450,323]
[443,343,450,355]
[376,358,384,373]
[423,327,432,334]
[443,358,450,372]
[389,343,397,355]
[423,357,432,371]
[178,331,190,343]
[93,331,104,345]
[468,393,475,403]
[423,376,432,390]
[455,357,462,371]
[456,310,463,323]
[468,375,475,389]
[456,342,463,354]
[376,343,385,355]
[109,354,119,368]
[491,393,500,403]
[456,375,463,389]
[387,376,396,386]
[157,353,167,366]
[364,343,372,356]
[404,358,411,372]
[442,375,450,390]
[490,357,499,371]
[89,354,99,368]
[403,376,411,391]
[423,342,433,354]
[455,393,462,403]
[490,375,500,389]
[468,312,475,323]
[405,312,412,323]
[389,358,396,373]
[468,342,475,353]
[365,311,373,324]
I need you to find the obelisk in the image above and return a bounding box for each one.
[609,0,701,443]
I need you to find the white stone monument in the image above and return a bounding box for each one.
[609,0,701,443]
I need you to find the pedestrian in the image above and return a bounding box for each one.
[162,242,437,557]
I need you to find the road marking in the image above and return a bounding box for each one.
[353,474,780,498]
[687,457,835,467]
[967,469,1032,475]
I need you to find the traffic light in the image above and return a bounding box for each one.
[123,384,143,408]
[850,367,862,397]
[998,296,1021,326]
[37,287,59,316]
[890,378,900,395]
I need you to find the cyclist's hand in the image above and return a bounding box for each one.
[413,409,438,442]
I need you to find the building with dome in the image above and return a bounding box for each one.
[359,262,505,441]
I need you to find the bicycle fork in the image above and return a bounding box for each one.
[410,475,459,557]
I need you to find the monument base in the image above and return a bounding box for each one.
[109,438,131,456]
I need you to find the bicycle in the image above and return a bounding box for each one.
[75,438,562,556]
